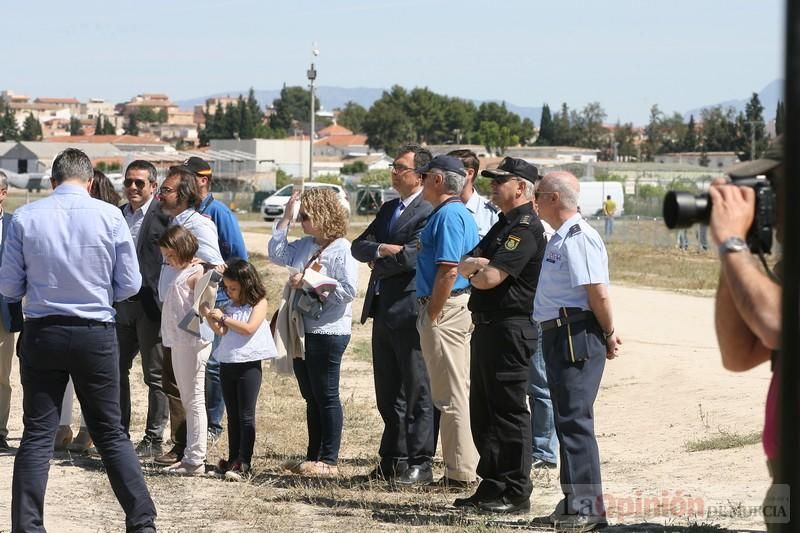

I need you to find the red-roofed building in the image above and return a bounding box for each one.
[317,124,353,137]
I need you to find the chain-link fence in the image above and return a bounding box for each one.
[584,215,713,252]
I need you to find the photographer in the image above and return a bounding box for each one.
[710,136,783,530]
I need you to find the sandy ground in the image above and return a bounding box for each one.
[0,231,773,532]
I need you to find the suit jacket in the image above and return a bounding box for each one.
[351,193,432,330]
[120,201,171,321]
[0,210,23,332]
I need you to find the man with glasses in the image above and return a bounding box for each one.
[352,144,436,485]
[415,155,480,489]
[532,171,621,532]
[116,160,171,458]
[181,156,248,443]
[155,165,223,467]
[448,149,499,239]
[456,157,545,514]
[0,170,23,453]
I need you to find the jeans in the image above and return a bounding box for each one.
[293,333,349,465]
[13,322,156,533]
[528,324,558,464]
[604,216,614,236]
[221,360,262,464]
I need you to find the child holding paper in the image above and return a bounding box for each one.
[267,188,358,477]
[158,225,213,475]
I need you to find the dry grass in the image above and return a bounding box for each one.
[607,242,720,294]
[686,430,762,453]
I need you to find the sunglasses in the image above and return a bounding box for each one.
[158,186,176,195]
[124,178,148,188]
[491,175,519,185]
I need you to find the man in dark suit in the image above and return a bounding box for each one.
[0,171,23,452]
[352,144,436,485]
[116,160,171,458]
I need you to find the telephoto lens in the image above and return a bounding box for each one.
[663,191,711,229]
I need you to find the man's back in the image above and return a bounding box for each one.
[0,184,140,320]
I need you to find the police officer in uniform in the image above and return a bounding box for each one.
[533,171,621,532]
[456,157,545,514]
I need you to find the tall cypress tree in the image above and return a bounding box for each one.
[682,115,698,151]
[536,104,554,145]
[775,100,785,136]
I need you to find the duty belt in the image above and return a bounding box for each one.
[540,307,594,331]
[472,310,530,325]
[417,287,470,306]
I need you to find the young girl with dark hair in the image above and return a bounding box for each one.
[205,259,277,480]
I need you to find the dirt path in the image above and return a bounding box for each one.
[0,232,772,532]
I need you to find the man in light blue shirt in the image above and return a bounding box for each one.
[532,171,621,532]
[0,148,156,533]
[449,149,499,238]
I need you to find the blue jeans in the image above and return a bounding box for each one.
[205,297,227,436]
[293,333,350,465]
[604,216,614,236]
[14,321,156,532]
[527,325,558,464]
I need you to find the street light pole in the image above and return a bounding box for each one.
[307,45,318,184]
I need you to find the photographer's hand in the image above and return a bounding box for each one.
[708,179,756,246]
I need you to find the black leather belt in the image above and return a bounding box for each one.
[472,310,530,325]
[417,287,470,306]
[540,308,593,331]
[26,316,112,328]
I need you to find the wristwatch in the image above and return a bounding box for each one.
[718,236,748,255]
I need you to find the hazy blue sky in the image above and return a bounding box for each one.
[3,0,784,124]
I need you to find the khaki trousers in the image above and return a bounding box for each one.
[0,320,14,438]
[417,293,478,482]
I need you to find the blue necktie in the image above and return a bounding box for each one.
[389,201,405,232]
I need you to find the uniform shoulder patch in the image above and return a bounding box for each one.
[519,214,532,226]
[567,223,582,237]
[484,201,499,213]
[504,235,521,250]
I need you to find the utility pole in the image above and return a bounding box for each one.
[307,44,319,184]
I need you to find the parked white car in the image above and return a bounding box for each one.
[261,182,351,221]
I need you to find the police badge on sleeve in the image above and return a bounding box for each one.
[504,235,521,250]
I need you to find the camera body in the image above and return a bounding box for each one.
[663,176,777,254]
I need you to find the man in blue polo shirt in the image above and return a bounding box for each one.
[415,154,479,489]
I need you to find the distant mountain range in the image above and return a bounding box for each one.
[176,79,784,127]
[683,78,783,122]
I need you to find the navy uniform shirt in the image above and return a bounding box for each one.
[468,202,545,315]
[533,213,609,322]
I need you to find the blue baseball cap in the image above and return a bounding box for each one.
[418,154,466,177]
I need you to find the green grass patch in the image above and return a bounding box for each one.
[349,339,372,363]
[686,430,761,452]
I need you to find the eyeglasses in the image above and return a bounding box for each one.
[390,163,416,174]
[159,186,176,195]
[124,178,148,188]
[534,191,556,200]
[491,175,519,185]
[299,212,310,222]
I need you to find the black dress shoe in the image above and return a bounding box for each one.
[476,496,531,514]
[395,465,433,486]
[0,436,10,453]
[554,514,608,532]
[453,493,482,509]
[364,462,408,481]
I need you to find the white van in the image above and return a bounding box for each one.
[578,181,624,217]
[261,182,351,221]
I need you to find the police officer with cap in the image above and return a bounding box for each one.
[456,156,545,514]
[532,170,621,532]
